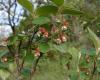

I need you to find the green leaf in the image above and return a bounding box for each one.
[32,17,50,25]
[38,43,50,53]
[53,43,68,53]
[89,48,96,56]
[17,0,33,13]
[21,68,31,77]
[67,47,80,69]
[81,48,96,56]
[62,7,84,15]
[67,47,80,80]
[87,27,100,54]
[25,52,34,62]
[0,62,8,70]
[70,72,78,80]
[17,34,27,40]
[36,5,58,16]
[0,50,8,58]
[97,68,100,73]
[50,0,64,6]
[8,36,18,45]
[80,72,87,80]
[81,48,87,55]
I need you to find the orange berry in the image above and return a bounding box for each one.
[39,27,46,33]
[63,20,69,27]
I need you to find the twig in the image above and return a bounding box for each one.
[29,52,43,80]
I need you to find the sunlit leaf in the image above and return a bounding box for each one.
[67,47,80,80]
[87,27,100,54]
[17,0,33,13]
[68,47,80,68]
[38,43,50,53]
[32,17,50,25]
[50,0,64,6]
[17,34,27,40]
[24,51,34,62]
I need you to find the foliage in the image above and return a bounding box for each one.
[0,0,100,80]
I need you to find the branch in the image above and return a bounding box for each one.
[12,0,17,27]
[29,52,43,80]
[7,0,16,34]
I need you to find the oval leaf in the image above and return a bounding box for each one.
[62,8,84,15]
[36,5,58,16]
[17,0,33,13]
[38,43,50,53]
[32,17,50,25]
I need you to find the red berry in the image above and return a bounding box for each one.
[63,20,69,27]
[34,48,40,57]
[39,27,46,33]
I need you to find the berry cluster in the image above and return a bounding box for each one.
[34,20,69,56]
[36,27,49,38]
[35,20,69,45]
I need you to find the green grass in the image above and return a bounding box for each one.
[32,58,68,80]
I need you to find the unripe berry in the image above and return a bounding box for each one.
[55,38,62,44]
[60,33,67,42]
[43,31,49,38]
[61,35,67,42]
[61,25,67,30]
[62,20,69,30]
[36,31,42,37]
[1,57,8,62]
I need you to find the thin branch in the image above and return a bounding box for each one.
[29,52,43,80]
[7,0,16,34]
[12,0,17,27]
